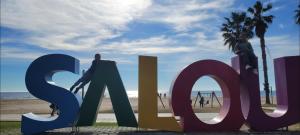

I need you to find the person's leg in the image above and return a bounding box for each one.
[56,107,60,115]
[241,52,252,69]
[248,53,258,74]
[50,104,54,116]
[249,53,258,69]
[50,109,55,116]
[51,110,55,116]
[71,72,91,92]
[74,74,92,94]
[50,104,57,116]
[54,106,58,115]
[70,77,84,92]
[74,80,88,94]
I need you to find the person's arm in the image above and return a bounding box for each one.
[86,60,96,73]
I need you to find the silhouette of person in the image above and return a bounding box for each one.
[199,96,204,108]
[50,103,58,116]
[206,100,209,105]
[234,32,258,74]
[70,53,101,94]
[197,91,201,97]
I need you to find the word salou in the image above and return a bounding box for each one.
[21,54,300,135]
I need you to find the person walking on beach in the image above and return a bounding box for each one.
[70,53,101,94]
[234,32,258,74]
[199,96,205,108]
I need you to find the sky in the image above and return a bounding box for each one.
[1,0,299,94]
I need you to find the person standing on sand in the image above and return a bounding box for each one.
[70,53,101,94]
[199,96,204,108]
[234,32,258,74]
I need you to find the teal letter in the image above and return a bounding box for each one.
[76,60,137,127]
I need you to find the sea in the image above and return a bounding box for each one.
[0,90,274,100]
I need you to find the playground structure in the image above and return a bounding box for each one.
[193,91,221,108]
[157,93,166,108]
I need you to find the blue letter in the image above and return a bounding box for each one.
[21,54,81,134]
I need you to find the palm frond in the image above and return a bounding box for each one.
[263,3,272,12]
[247,1,274,37]
[263,15,274,24]
[254,1,263,14]
[220,11,254,53]
[248,7,255,14]
[295,5,300,24]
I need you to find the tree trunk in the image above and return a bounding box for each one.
[259,36,271,104]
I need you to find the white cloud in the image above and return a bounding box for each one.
[165,34,299,74]
[278,24,285,29]
[1,0,236,53]
[0,38,14,44]
[79,57,133,65]
[194,32,228,52]
[1,35,197,66]
[272,5,285,12]
[100,36,195,54]
[1,0,152,51]
[1,47,45,60]
[250,35,299,59]
[1,46,134,65]
[251,35,296,47]
[140,0,235,31]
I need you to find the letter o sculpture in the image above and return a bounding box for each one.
[170,60,244,132]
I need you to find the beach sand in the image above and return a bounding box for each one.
[0,97,276,115]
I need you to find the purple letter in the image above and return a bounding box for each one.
[232,56,300,131]
[170,60,244,132]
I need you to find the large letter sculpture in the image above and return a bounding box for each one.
[22,53,300,133]
[170,60,245,132]
[232,56,300,131]
[76,60,137,127]
[22,54,81,135]
[138,56,182,131]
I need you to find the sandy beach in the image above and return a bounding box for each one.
[1,97,294,133]
[0,97,223,114]
[0,97,276,115]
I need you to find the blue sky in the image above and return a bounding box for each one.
[1,0,299,94]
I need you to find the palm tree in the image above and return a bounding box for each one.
[221,12,253,52]
[295,4,300,24]
[247,1,274,104]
